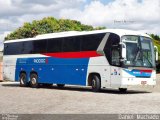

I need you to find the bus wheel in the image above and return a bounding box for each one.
[119,88,127,93]
[57,84,65,88]
[30,73,39,88]
[19,73,28,87]
[91,75,101,92]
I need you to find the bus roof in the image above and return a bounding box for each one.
[4,29,151,43]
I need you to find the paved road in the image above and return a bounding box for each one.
[0,76,160,114]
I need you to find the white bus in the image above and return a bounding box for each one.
[3,29,158,92]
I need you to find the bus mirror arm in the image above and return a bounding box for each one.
[154,46,158,61]
[120,42,127,61]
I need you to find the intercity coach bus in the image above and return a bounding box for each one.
[3,29,158,92]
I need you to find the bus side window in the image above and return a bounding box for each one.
[62,37,81,52]
[47,38,62,53]
[111,47,120,66]
[4,42,23,55]
[33,40,47,53]
[104,33,120,66]
[81,33,105,51]
[22,41,33,54]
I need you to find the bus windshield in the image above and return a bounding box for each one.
[122,35,155,68]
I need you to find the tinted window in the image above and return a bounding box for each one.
[81,33,105,51]
[4,33,106,55]
[111,47,120,66]
[47,38,62,53]
[32,40,47,53]
[104,33,120,65]
[4,42,23,55]
[62,37,81,52]
[4,40,47,55]
[22,41,33,54]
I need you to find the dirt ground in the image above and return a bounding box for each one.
[0,75,160,114]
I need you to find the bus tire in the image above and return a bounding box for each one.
[30,73,39,88]
[119,88,127,93]
[57,84,65,88]
[19,73,28,87]
[91,75,101,92]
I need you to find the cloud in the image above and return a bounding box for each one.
[60,0,160,34]
[21,0,57,5]
[0,0,159,40]
[0,0,87,33]
[0,0,86,17]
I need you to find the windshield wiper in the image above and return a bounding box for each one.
[133,47,141,65]
[133,50,152,67]
[134,50,141,62]
[143,54,152,67]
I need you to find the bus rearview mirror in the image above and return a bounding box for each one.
[120,43,127,60]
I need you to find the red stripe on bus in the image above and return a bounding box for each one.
[42,51,102,58]
[140,70,152,73]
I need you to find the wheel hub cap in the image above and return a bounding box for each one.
[31,78,36,85]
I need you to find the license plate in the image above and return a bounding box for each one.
[141,81,147,85]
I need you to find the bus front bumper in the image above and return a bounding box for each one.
[120,77,156,88]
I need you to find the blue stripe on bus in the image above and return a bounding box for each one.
[124,69,152,78]
[15,57,89,86]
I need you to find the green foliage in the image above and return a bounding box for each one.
[150,34,160,41]
[94,26,106,30]
[150,34,160,60]
[153,40,160,55]
[152,39,160,72]
[5,17,105,40]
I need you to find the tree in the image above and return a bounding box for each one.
[5,17,105,40]
[150,34,160,41]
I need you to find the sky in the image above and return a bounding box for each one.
[0,0,160,50]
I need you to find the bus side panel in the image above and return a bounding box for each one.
[15,57,89,86]
[87,56,111,88]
